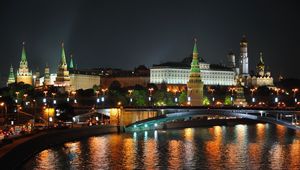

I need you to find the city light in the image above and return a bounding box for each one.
[275,97,278,103]
[97,98,100,103]
[49,117,53,122]
[43,98,46,103]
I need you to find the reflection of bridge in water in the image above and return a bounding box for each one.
[74,107,300,131]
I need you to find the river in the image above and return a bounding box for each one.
[23,123,300,169]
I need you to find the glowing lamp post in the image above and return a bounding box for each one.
[128,89,133,105]
[148,88,154,106]
[250,88,257,103]
[292,88,298,103]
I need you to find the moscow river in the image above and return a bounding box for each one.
[23,124,300,169]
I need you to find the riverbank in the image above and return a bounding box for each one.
[0,125,118,169]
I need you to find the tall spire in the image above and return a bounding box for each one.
[7,65,16,85]
[191,38,200,73]
[259,52,264,65]
[61,42,67,66]
[21,41,27,62]
[193,38,198,54]
[69,54,74,69]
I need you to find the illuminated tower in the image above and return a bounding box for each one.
[54,42,70,87]
[44,64,51,86]
[34,68,41,87]
[187,38,204,106]
[16,42,33,85]
[239,35,249,76]
[256,52,265,77]
[7,65,16,86]
[69,54,74,70]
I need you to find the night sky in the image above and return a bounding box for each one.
[0,0,299,86]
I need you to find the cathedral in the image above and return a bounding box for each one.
[246,52,274,87]
[229,36,274,87]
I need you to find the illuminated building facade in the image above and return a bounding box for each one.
[16,42,33,85]
[187,39,204,106]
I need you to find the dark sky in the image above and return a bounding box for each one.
[0,0,299,85]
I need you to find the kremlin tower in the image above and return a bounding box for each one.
[54,42,70,87]
[7,65,16,86]
[44,64,51,86]
[16,42,33,85]
[187,38,204,106]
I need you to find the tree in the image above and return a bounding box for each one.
[224,96,232,105]
[202,96,210,106]
[179,91,187,105]
[153,89,175,106]
[131,90,147,106]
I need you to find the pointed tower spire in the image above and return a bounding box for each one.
[21,41,27,62]
[61,42,67,66]
[7,65,16,85]
[193,38,198,54]
[259,52,264,65]
[69,54,74,69]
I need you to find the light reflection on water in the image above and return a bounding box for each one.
[23,124,300,170]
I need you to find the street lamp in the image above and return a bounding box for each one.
[292,88,298,103]
[209,88,215,102]
[52,92,56,105]
[250,88,257,103]
[0,102,7,126]
[71,91,77,104]
[148,88,154,106]
[128,89,133,105]
[15,91,20,104]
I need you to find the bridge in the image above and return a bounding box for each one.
[123,107,300,132]
[73,106,300,131]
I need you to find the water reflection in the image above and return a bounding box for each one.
[23,124,300,169]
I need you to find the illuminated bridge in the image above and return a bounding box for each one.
[123,107,300,132]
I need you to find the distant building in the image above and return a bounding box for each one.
[69,69,101,91]
[246,52,274,87]
[7,65,16,86]
[100,65,150,88]
[43,64,51,86]
[230,35,274,87]
[16,42,33,85]
[150,57,235,86]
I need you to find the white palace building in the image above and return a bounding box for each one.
[150,56,236,86]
